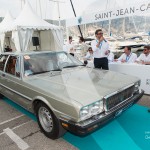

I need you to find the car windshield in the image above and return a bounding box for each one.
[23,51,83,76]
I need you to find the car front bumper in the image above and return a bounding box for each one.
[60,90,144,136]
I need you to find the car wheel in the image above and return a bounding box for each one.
[35,102,66,139]
[0,93,3,99]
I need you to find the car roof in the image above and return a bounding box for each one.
[0,50,64,56]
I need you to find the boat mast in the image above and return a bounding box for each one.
[21,0,25,9]
[131,16,137,34]
[49,0,65,27]
[38,0,42,18]
[69,0,83,38]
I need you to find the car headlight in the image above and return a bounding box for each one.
[80,100,104,121]
[91,101,103,114]
[134,81,141,93]
[91,102,100,114]
[80,106,90,120]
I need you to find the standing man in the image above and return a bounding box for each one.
[79,37,89,57]
[68,36,75,56]
[91,29,109,70]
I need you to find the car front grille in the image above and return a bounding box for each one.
[106,86,134,111]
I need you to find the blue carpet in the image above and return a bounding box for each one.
[3,97,150,150]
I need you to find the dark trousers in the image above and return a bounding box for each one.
[94,57,109,70]
[70,53,74,57]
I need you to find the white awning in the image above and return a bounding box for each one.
[3,1,62,33]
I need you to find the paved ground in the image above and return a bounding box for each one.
[138,95,150,108]
[0,99,77,150]
[0,95,149,150]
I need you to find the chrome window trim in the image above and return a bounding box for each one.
[3,55,22,79]
[0,54,9,72]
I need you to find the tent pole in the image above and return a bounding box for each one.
[57,2,61,26]
[38,0,42,18]
[49,0,65,26]
[69,0,83,38]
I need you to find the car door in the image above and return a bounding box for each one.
[0,54,9,96]
[2,54,32,110]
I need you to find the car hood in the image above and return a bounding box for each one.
[24,67,139,106]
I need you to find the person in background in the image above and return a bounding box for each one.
[91,29,109,70]
[66,36,75,57]
[79,37,89,57]
[24,58,33,76]
[107,50,114,63]
[135,45,150,65]
[5,46,12,52]
[83,47,93,65]
[115,46,137,63]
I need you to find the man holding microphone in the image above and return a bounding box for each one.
[91,29,109,70]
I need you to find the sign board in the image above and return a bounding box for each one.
[66,1,150,27]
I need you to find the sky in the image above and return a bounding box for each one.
[0,0,148,20]
[0,0,94,20]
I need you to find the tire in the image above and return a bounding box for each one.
[35,102,66,139]
[0,93,4,99]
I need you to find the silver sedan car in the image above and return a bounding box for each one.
[0,51,144,139]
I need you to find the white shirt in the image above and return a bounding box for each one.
[84,52,94,60]
[91,39,109,58]
[136,53,150,62]
[64,43,75,54]
[108,52,114,62]
[118,52,137,63]
[80,42,89,56]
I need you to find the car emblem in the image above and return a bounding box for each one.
[120,96,124,102]
[92,115,99,120]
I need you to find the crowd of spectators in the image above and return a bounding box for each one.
[64,29,150,67]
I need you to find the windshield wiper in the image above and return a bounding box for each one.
[50,69,62,71]
[62,64,85,69]
[33,69,62,75]
[33,71,50,75]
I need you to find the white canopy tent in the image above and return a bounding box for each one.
[0,11,14,53]
[1,1,64,52]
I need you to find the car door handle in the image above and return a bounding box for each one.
[2,74,5,77]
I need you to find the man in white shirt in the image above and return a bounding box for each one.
[136,45,150,65]
[65,36,75,56]
[116,46,137,63]
[91,29,109,70]
[79,37,89,57]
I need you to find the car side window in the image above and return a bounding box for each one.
[5,56,21,77]
[0,55,8,71]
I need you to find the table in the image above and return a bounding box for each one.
[85,61,150,94]
[109,62,150,95]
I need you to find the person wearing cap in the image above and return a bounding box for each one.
[91,29,109,70]
[115,46,137,63]
[135,45,150,65]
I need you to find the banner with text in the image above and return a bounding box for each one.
[66,1,150,27]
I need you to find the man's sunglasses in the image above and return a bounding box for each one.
[144,49,148,51]
[97,33,103,35]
